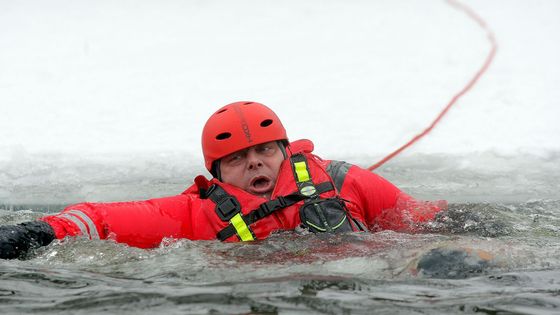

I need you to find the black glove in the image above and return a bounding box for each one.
[0,221,56,259]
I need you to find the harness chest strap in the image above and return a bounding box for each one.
[215,181,334,241]
[206,184,256,241]
[211,154,334,241]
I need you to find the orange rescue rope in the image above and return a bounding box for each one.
[367,0,498,171]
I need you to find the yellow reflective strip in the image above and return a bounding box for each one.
[305,220,327,232]
[294,161,310,183]
[230,213,254,241]
[332,216,347,230]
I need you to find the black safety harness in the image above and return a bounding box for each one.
[203,154,361,241]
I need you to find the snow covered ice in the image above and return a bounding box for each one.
[0,0,559,259]
[1,0,559,206]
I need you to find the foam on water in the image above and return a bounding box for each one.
[1,219,560,314]
[1,150,559,313]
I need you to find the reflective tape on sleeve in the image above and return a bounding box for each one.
[67,210,100,240]
[57,210,100,240]
[230,213,254,241]
[58,213,91,239]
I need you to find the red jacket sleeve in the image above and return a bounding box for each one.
[338,164,447,232]
[39,193,196,249]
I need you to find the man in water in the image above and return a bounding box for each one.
[0,101,445,259]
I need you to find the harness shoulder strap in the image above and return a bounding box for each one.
[207,184,255,241]
[290,154,320,197]
[325,160,369,231]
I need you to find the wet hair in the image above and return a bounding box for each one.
[211,140,288,181]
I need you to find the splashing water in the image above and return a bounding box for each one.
[1,152,560,314]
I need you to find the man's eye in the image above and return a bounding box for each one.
[259,145,273,153]
[226,154,241,163]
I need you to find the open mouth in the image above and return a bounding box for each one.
[249,175,273,194]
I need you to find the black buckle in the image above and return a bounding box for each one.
[215,196,241,221]
[256,197,287,219]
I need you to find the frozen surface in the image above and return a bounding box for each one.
[1,0,559,157]
[1,0,559,204]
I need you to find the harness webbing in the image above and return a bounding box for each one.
[216,181,334,241]
[229,213,254,241]
[214,154,335,241]
[207,184,255,241]
[290,154,316,195]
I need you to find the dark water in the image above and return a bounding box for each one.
[1,152,560,314]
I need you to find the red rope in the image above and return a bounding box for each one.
[367,0,497,171]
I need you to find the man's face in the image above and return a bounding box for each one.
[220,141,285,198]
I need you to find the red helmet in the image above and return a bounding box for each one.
[202,101,288,171]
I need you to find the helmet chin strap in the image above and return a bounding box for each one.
[212,140,288,182]
[211,160,222,181]
[277,140,288,159]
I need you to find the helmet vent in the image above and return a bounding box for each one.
[216,109,228,114]
[216,132,232,140]
[243,102,253,105]
[260,119,273,127]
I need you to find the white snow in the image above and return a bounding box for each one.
[0,0,559,203]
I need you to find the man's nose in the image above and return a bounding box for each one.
[247,150,263,170]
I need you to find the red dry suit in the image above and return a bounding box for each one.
[40,140,445,249]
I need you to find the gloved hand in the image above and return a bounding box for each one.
[0,221,56,259]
